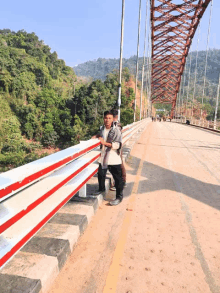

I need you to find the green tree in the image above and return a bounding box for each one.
[71,115,88,144]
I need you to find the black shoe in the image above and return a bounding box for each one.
[109,198,123,206]
[123,182,127,188]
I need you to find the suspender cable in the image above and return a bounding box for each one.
[134,0,142,122]
[181,60,188,121]
[178,82,183,118]
[176,92,179,118]
[149,32,152,117]
[140,0,149,120]
[183,56,189,116]
[177,82,181,117]
[178,64,187,121]
[191,23,201,120]
[214,74,220,130]
[146,3,152,118]
[146,53,150,117]
[118,0,125,122]
[202,0,213,107]
[186,50,192,118]
[180,78,184,122]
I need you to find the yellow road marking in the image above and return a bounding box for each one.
[103,124,152,293]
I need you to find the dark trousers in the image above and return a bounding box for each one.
[98,164,124,200]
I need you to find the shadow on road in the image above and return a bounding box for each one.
[124,155,220,211]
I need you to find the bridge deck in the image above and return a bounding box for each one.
[49,121,220,293]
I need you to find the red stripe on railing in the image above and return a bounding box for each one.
[0,154,100,234]
[0,168,98,268]
[0,142,100,201]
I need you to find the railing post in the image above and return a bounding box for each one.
[214,121,216,130]
[78,184,87,197]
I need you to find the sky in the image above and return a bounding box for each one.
[0,0,220,67]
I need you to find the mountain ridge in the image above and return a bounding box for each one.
[73,50,220,97]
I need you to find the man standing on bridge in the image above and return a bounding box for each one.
[92,110,124,206]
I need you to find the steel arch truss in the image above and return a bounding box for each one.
[150,0,211,114]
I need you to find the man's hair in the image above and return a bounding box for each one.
[104,110,113,117]
[111,109,118,117]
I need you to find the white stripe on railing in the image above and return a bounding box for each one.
[0,140,100,202]
[0,151,100,234]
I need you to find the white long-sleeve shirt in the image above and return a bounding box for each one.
[98,128,122,166]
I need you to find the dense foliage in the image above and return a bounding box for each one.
[74,50,220,119]
[74,56,139,81]
[0,30,136,171]
[74,50,220,89]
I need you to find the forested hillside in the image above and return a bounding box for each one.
[74,50,220,95]
[74,56,138,81]
[0,30,139,171]
[74,50,220,120]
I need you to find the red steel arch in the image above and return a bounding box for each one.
[150,0,212,117]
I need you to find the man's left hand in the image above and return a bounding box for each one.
[99,137,105,145]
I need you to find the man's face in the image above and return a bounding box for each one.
[104,114,113,128]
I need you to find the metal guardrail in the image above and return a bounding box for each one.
[0,119,147,269]
[173,117,220,133]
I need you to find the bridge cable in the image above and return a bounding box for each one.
[177,81,182,118]
[201,0,213,114]
[146,0,151,118]
[191,23,201,120]
[179,81,183,118]
[178,72,185,118]
[214,74,220,130]
[134,0,142,122]
[186,49,193,118]
[177,66,184,119]
[140,0,149,120]
[183,55,190,117]
[117,0,125,122]
[180,60,188,122]
[182,58,189,121]
[145,41,150,117]
[146,1,152,118]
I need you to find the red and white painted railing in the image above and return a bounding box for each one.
[0,140,100,202]
[0,118,148,268]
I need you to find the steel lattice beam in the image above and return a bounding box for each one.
[150,0,212,117]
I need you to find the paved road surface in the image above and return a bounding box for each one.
[49,122,220,293]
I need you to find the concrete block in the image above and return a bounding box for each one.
[0,274,41,293]
[69,196,99,212]
[49,213,88,234]
[60,203,94,224]
[36,223,80,252]
[21,237,70,270]
[1,252,59,293]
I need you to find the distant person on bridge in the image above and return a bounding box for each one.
[92,110,124,206]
